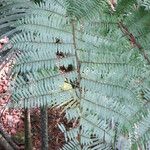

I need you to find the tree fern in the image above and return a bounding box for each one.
[1,0,150,149]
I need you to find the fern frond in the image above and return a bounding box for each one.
[1,0,150,149]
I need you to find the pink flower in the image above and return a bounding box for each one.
[0,36,9,44]
[10,128,17,134]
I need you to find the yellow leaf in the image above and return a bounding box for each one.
[61,82,72,91]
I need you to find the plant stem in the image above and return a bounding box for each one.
[71,20,82,149]
[40,105,48,150]
[24,108,32,150]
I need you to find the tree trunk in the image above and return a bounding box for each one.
[40,105,48,150]
[0,123,19,150]
[24,108,32,150]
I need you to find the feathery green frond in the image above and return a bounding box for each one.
[1,0,150,149]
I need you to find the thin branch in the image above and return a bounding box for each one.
[82,77,137,99]
[16,55,75,66]
[82,97,132,125]
[118,22,150,64]
[14,70,77,89]
[15,40,73,46]
[0,136,14,150]
[0,94,11,120]
[80,60,126,65]
[0,123,19,150]
[71,20,82,149]
[81,116,113,137]
[12,89,74,103]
